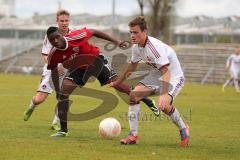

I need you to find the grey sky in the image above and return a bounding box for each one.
[15,0,240,18]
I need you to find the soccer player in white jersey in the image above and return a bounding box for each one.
[222,48,240,92]
[23,10,72,130]
[110,16,189,147]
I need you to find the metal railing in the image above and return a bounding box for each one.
[0,32,42,62]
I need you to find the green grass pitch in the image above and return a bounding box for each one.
[0,74,239,160]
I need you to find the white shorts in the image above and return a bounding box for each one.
[139,69,184,99]
[230,68,240,79]
[37,64,68,94]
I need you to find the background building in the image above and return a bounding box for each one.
[0,0,15,18]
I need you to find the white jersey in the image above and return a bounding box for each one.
[41,35,54,75]
[42,35,53,56]
[227,54,240,71]
[131,36,184,79]
[226,54,240,78]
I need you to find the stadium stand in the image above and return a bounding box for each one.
[0,40,235,84]
[0,45,43,74]
[1,13,239,84]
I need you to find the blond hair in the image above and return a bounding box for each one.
[56,9,70,20]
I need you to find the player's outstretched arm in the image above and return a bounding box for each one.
[51,68,60,99]
[110,61,138,87]
[90,29,125,48]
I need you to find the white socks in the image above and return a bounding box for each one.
[29,98,36,109]
[223,79,232,88]
[128,103,186,134]
[233,79,240,92]
[52,115,60,124]
[169,107,186,130]
[52,108,60,124]
[128,104,140,136]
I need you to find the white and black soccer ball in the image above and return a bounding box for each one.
[99,117,121,138]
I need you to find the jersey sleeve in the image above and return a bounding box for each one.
[65,28,93,41]
[131,46,142,63]
[41,35,53,55]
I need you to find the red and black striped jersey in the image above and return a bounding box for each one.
[47,28,100,70]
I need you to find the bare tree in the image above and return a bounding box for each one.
[135,0,177,43]
[148,0,177,44]
[136,0,146,16]
[148,0,161,37]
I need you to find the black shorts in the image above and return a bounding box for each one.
[65,55,117,86]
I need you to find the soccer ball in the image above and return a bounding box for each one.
[99,117,121,138]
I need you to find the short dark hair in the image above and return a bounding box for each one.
[46,26,58,37]
[128,16,147,31]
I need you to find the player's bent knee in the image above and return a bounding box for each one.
[130,92,137,101]
[129,92,141,105]
[33,94,48,105]
[161,105,172,114]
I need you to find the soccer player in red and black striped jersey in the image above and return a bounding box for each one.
[46,26,159,137]
[23,10,72,130]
